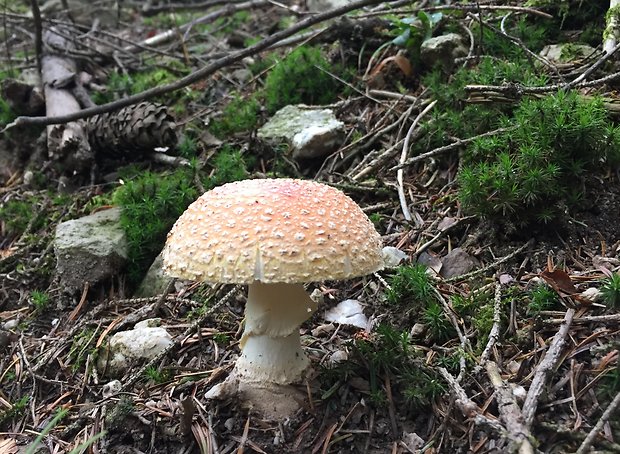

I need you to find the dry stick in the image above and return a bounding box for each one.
[4,0,390,131]
[465,68,620,99]
[392,126,517,171]
[522,307,576,428]
[477,283,502,367]
[486,361,535,454]
[363,3,553,19]
[120,285,241,391]
[444,238,534,284]
[433,288,471,381]
[544,312,620,325]
[29,0,42,74]
[397,100,436,222]
[576,390,620,454]
[567,39,620,88]
[437,367,504,433]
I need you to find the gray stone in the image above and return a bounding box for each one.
[439,247,479,279]
[135,252,174,297]
[257,105,344,160]
[539,43,597,65]
[420,33,468,70]
[54,207,128,291]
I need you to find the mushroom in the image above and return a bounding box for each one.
[162,178,383,417]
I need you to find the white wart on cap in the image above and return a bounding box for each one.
[162,178,384,283]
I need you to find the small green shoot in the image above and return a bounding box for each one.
[422,301,454,342]
[30,290,50,312]
[527,284,559,315]
[144,366,170,384]
[386,264,434,306]
[601,273,620,308]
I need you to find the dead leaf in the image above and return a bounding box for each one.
[540,269,578,296]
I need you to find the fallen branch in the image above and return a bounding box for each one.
[522,307,575,428]
[4,0,393,131]
[576,390,620,454]
[486,361,534,454]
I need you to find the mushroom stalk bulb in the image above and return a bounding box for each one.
[162,178,384,418]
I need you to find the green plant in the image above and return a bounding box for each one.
[0,395,29,427]
[386,264,434,306]
[601,273,620,308]
[209,94,261,138]
[68,328,99,372]
[177,134,200,159]
[0,197,44,237]
[459,90,620,226]
[473,303,496,349]
[144,366,170,384]
[206,146,251,187]
[113,168,198,283]
[30,290,50,312]
[263,46,343,113]
[422,301,454,341]
[527,283,559,315]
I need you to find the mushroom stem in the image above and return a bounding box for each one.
[235,282,317,384]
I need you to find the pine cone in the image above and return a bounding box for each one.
[86,102,178,159]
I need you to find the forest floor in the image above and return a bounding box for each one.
[2,0,620,453]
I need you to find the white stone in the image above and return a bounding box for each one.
[324,299,368,329]
[99,320,173,377]
[257,105,344,160]
[382,246,408,268]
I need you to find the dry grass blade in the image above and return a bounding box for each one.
[192,422,212,454]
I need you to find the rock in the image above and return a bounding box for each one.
[439,247,479,279]
[98,319,173,377]
[581,287,603,303]
[382,246,408,268]
[420,33,468,70]
[402,432,424,451]
[307,0,353,11]
[134,252,174,297]
[54,207,128,291]
[102,379,122,398]
[257,105,344,160]
[324,299,368,329]
[539,43,597,65]
[410,323,426,337]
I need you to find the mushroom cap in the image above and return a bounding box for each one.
[162,178,384,284]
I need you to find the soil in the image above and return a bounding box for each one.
[2,1,620,454]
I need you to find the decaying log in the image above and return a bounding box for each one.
[41,27,93,174]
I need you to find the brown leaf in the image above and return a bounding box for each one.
[540,269,578,296]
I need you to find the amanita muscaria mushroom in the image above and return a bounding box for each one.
[162,178,383,417]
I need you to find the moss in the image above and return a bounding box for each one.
[209,94,261,138]
[113,168,199,284]
[263,46,344,113]
[458,90,618,226]
[0,196,46,237]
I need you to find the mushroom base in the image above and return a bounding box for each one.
[205,282,317,418]
[236,331,309,384]
[237,282,317,384]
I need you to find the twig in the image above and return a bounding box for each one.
[4,0,392,131]
[120,285,240,391]
[397,100,436,221]
[29,0,42,75]
[567,40,620,88]
[392,126,517,171]
[576,390,620,454]
[522,307,575,428]
[543,313,620,325]
[486,361,535,454]
[477,283,502,367]
[444,239,534,284]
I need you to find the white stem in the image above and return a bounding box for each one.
[235,282,317,384]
